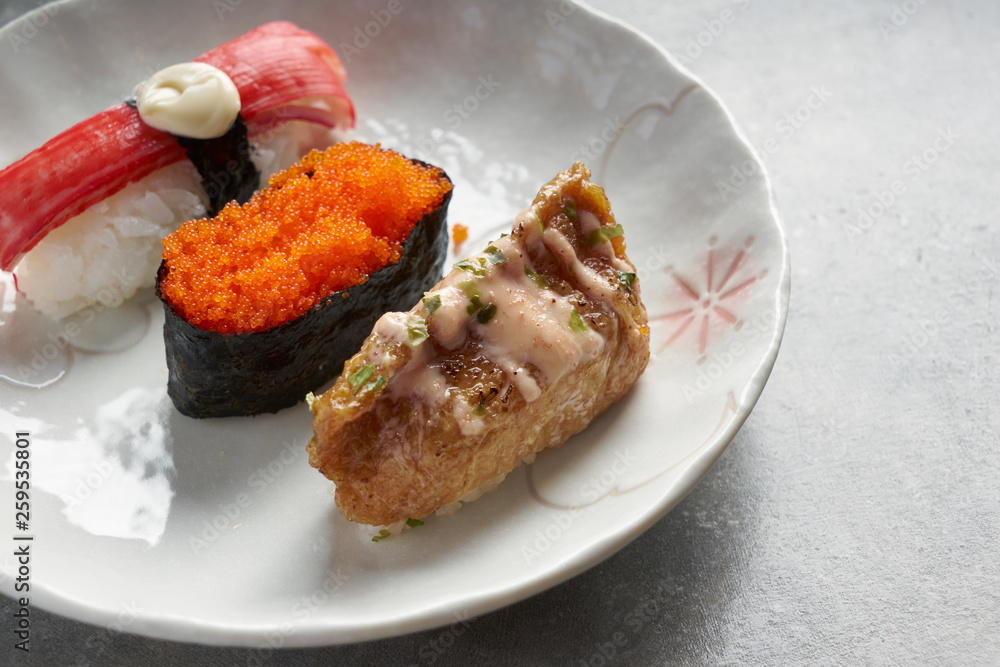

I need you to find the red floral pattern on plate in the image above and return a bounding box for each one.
[650,235,766,363]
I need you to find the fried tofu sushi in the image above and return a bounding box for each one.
[307,163,649,526]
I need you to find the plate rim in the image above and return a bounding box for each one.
[0,0,790,647]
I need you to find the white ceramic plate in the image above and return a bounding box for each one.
[0,0,788,647]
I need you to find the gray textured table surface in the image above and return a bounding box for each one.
[2,0,998,665]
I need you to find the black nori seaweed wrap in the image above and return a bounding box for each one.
[174,113,260,216]
[156,169,452,419]
[123,101,260,215]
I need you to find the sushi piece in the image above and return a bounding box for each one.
[0,21,355,318]
[156,142,453,418]
[307,162,650,526]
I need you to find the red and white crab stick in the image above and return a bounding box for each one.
[0,21,355,272]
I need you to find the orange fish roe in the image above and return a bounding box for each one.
[451,223,469,253]
[160,142,452,334]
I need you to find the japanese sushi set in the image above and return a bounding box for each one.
[0,22,650,530]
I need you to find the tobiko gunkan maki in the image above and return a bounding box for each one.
[156,142,453,418]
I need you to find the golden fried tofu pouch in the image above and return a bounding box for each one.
[307,163,649,526]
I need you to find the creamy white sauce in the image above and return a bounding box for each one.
[425,286,471,350]
[373,311,410,346]
[134,62,241,139]
[453,400,487,436]
[541,224,615,304]
[476,237,602,401]
[578,210,633,272]
[372,196,622,427]
[373,312,450,409]
[389,358,450,410]
[579,210,603,237]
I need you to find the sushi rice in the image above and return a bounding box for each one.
[15,120,337,319]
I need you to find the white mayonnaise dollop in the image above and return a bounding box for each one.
[133,62,241,139]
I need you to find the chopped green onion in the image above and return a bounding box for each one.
[587,223,624,247]
[476,303,497,324]
[350,365,385,394]
[454,258,486,277]
[535,211,545,232]
[618,271,637,291]
[407,315,429,346]
[423,294,442,314]
[524,265,548,289]
[372,529,392,542]
[485,245,507,265]
[499,232,509,238]
[467,294,484,316]
[569,309,589,333]
[564,198,577,221]
[365,375,387,392]
[348,365,375,392]
[458,280,482,300]
[406,518,424,527]
[471,400,486,418]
